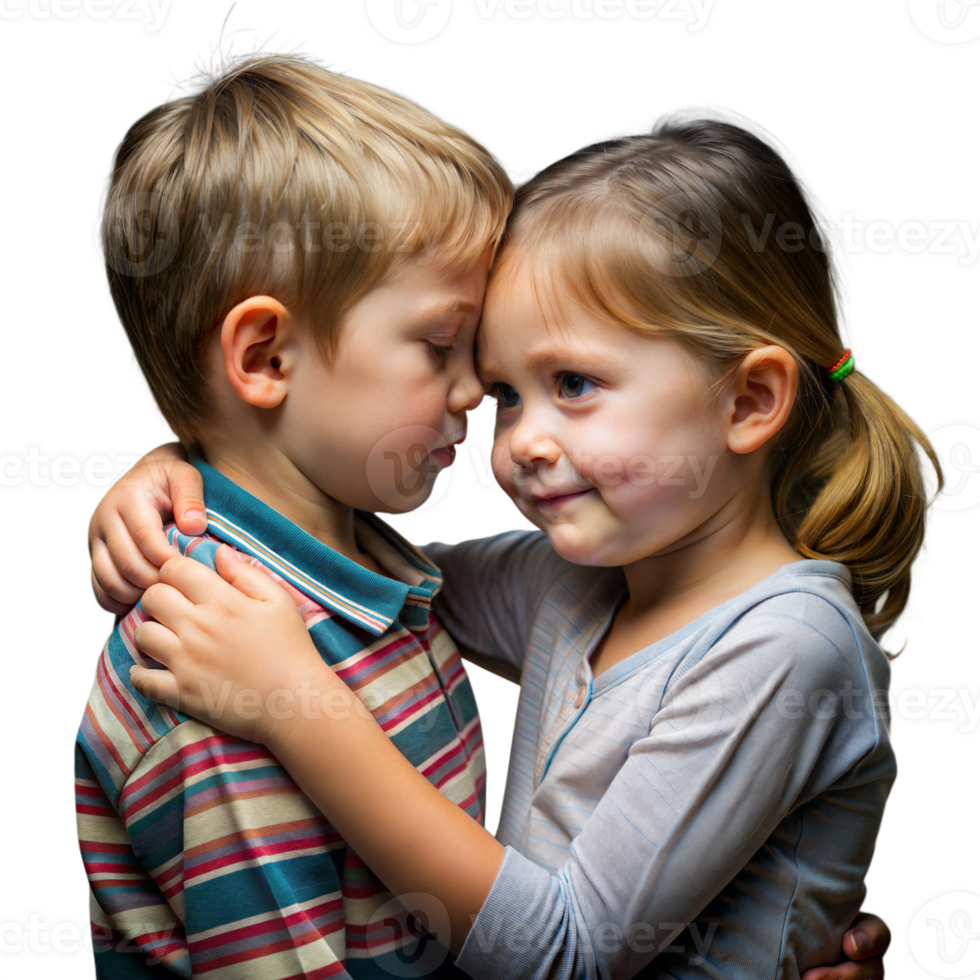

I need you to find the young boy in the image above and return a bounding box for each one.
[75,55,512,978]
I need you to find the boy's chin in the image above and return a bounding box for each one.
[373,468,449,517]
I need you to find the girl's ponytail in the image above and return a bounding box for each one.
[777,372,942,641]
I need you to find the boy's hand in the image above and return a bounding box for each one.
[801,912,891,980]
[130,546,331,746]
[89,444,207,614]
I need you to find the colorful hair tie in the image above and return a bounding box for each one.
[826,349,855,383]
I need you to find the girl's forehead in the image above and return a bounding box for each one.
[484,256,580,333]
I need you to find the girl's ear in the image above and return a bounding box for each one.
[726,345,798,454]
[220,296,292,409]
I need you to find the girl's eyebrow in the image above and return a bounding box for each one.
[523,345,618,371]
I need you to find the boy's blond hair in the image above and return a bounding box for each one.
[103,55,513,443]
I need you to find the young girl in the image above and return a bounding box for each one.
[90,118,929,978]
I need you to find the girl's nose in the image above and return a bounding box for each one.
[509,414,562,467]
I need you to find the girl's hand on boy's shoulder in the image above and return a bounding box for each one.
[89,443,206,614]
[130,545,331,747]
[801,912,891,980]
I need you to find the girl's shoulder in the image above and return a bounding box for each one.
[698,558,890,691]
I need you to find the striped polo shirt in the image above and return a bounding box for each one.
[75,460,484,979]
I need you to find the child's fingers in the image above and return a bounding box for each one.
[137,438,208,536]
[91,568,137,616]
[97,508,175,588]
[214,545,291,605]
[164,457,208,536]
[845,913,890,958]
[130,665,181,709]
[153,551,282,615]
[155,554,238,607]
[133,618,181,660]
[91,539,145,609]
[127,517,181,572]
[799,910,890,980]
[140,580,197,631]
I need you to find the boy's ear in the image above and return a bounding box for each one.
[726,345,798,455]
[220,296,292,409]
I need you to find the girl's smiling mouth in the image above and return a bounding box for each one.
[533,488,594,508]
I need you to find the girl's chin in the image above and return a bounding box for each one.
[540,525,625,568]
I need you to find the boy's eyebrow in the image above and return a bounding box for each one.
[416,299,478,320]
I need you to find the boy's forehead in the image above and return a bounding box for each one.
[375,248,488,313]
[387,242,492,286]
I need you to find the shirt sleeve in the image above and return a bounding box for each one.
[75,744,191,977]
[76,603,354,978]
[455,606,893,980]
[424,531,565,678]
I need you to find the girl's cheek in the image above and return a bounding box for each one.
[573,429,646,490]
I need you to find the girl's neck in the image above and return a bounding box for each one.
[624,487,798,610]
[591,487,801,679]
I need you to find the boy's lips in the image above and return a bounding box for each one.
[430,445,457,467]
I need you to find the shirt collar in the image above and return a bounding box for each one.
[191,457,442,636]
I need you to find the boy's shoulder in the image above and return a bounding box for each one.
[76,530,284,803]
[77,600,186,805]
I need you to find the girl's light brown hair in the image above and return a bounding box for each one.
[498,117,940,640]
[102,55,513,444]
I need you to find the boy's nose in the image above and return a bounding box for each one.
[448,358,485,414]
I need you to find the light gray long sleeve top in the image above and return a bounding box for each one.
[425,532,896,980]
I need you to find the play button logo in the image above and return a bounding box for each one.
[365,0,453,43]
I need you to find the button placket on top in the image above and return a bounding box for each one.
[532,646,598,789]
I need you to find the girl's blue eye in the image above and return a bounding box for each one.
[559,373,596,399]
[491,383,521,409]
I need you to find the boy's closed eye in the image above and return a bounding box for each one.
[427,340,457,361]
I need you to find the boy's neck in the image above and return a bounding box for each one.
[199,445,384,574]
